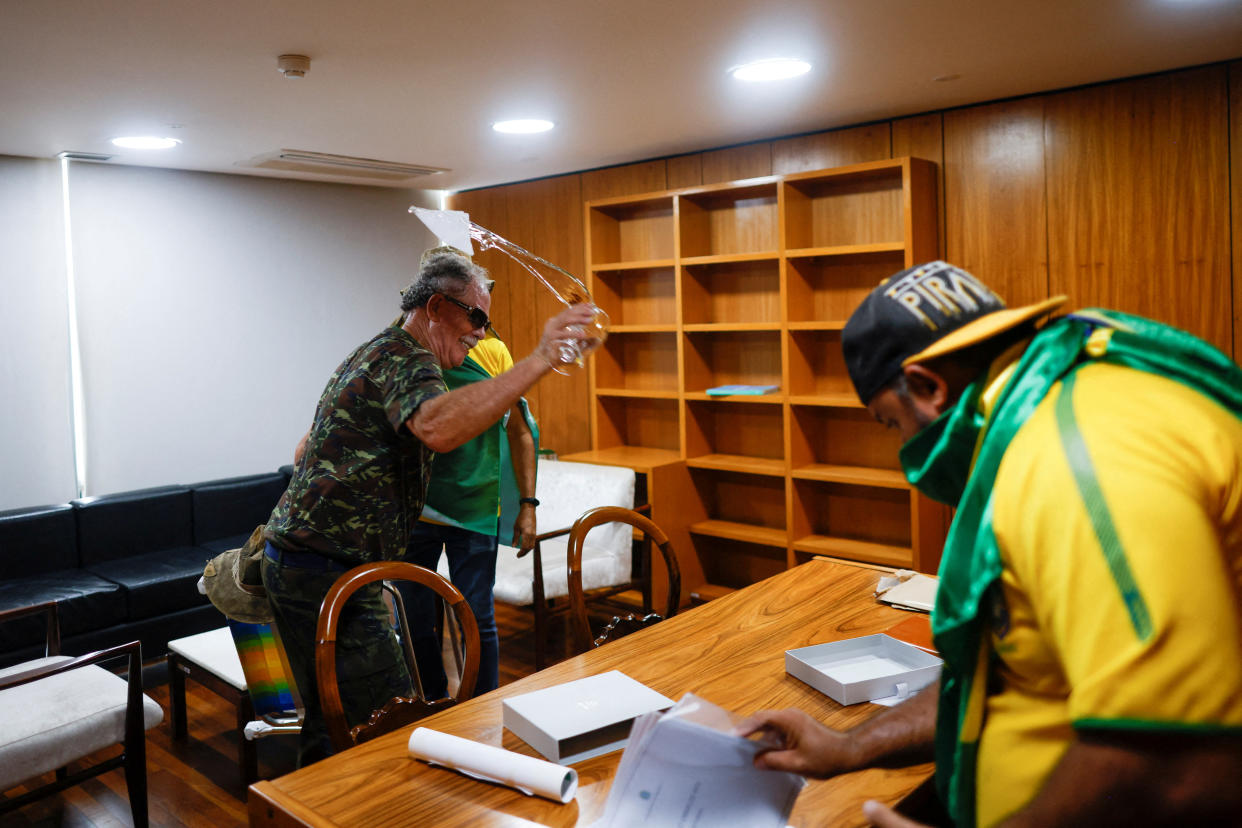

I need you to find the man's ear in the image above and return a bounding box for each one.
[424,294,444,323]
[903,364,950,409]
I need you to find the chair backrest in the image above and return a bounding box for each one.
[315,562,480,752]
[566,507,681,653]
[492,460,635,606]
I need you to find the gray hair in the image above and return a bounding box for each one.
[400,249,489,311]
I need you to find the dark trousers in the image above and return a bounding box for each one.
[261,543,413,765]
[402,522,500,698]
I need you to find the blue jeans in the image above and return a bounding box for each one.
[402,522,500,697]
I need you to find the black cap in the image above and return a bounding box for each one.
[842,262,1010,405]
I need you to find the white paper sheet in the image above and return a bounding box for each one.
[595,695,802,828]
[875,572,937,613]
[407,727,578,803]
[408,207,475,256]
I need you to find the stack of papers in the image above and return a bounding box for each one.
[595,694,803,828]
[875,571,938,613]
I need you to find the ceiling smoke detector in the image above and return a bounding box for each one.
[277,54,310,79]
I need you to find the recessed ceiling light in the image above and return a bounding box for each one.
[730,58,812,82]
[110,136,182,150]
[492,119,555,134]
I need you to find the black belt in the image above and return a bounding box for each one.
[264,541,347,572]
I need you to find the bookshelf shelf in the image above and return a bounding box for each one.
[582,157,946,588]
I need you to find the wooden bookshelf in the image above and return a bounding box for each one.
[581,157,948,602]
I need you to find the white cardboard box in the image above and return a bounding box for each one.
[502,670,674,764]
[785,634,942,706]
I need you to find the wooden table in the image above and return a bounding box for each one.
[249,558,934,827]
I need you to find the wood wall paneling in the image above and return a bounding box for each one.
[700,143,773,184]
[581,160,668,203]
[892,114,946,257]
[771,124,892,175]
[944,98,1050,307]
[1044,66,1231,353]
[1232,60,1241,360]
[458,59,1242,498]
[448,187,516,337]
[500,175,591,455]
[666,154,703,189]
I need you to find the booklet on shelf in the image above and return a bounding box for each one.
[704,384,779,396]
[593,694,803,828]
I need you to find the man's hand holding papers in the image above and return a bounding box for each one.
[595,694,804,828]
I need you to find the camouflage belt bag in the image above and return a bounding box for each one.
[202,524,274,624]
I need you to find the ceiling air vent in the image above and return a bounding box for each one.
[241,149,449,184]
[57,151,114,162]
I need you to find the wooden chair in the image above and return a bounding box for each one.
[490,459,637,668]
[566,507,682,653]
[0,602,163,826]
[315,562,480,753]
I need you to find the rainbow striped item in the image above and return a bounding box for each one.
[227,619,301,718]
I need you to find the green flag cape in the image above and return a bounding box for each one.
[927,309,1242,826]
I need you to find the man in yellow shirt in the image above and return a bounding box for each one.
[739,262,1242,826]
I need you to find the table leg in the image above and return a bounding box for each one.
[238,694,258,787]
[168,653,188,739]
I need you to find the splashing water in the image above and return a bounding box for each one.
[411,207,608,374]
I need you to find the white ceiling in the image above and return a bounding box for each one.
[3,0,1241,193]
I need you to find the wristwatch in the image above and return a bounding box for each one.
[519,497,540,507]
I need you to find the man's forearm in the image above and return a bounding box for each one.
[1000,732,1242,827]
[408,356,551,452]
[845,679,939,768]
[505,407,537,499]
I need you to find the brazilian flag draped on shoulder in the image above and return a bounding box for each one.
[928,309,1242,826]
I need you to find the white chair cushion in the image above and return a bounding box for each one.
[492,460,635,606]
[0,656,163,790]
[167,626,247,690]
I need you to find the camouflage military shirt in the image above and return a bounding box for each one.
[266,325,446,565]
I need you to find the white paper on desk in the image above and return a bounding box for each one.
[595,695,802,828]
[876,572,938,613]
[407,727,578,803]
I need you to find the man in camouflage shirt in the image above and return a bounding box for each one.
[263,248,593,763]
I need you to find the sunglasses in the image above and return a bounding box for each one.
[438,293,495,334]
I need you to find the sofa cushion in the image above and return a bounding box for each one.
[191,472,288,547]
[0,504,78,578]
[74,485,193,566]
[84,545,211,622]
[0,571,127,650]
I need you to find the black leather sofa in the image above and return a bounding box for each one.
[0,471,289,668]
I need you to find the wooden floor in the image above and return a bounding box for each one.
[1,601,586,827]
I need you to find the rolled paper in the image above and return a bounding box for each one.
[407,727,578,804]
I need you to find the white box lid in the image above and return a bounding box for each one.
[503,671,673,740]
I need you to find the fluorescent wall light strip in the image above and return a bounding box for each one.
[59,157,89,498]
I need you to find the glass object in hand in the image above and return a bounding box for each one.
[555,304,610,375]
[408,207,610,373]
[469,224,609,373]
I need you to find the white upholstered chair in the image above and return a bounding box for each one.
[490,459,636,668]
[0,602,163,826]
